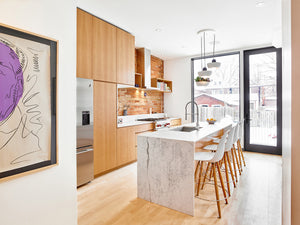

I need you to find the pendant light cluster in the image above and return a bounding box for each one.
[207,34,221,68]
[195,29,221,86]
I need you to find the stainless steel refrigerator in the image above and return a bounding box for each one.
[76,78,94,187]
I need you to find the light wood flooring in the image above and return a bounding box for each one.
[77,152,282,225]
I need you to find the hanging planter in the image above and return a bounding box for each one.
[196,81,210,86]
[195,76,210,86]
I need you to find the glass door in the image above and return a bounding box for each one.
[244,47,282,155]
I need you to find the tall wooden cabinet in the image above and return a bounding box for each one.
[93,17,117,83]
[77,9,93,78]
[94,81,117,175]
[77,8,137,176]
[117,29,135,85]
[77,8,135,85]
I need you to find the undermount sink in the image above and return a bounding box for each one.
[171,126,201,132]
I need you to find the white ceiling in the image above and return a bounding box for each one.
[77,0,282,60]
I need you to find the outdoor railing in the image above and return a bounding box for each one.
[198,106,276,128]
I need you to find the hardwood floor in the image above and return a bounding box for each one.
[77,152,282,225]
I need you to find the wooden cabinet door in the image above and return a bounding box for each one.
[170,118,182,127]
[116,29,135,85]
[116,127,136,166]
[77,8,93,78]
[94,81,117,175]
[93,17,117,83]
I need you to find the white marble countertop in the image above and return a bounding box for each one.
[117,113,181,128]
[138,118,233,142]
[117,120,153,128]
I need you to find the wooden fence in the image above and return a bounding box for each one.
[198,106,276,128]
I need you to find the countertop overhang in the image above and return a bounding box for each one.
[138,119,234,142]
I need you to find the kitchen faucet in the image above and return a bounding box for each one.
[185,101,200,130]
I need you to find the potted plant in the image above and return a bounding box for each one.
[195,76,210,86]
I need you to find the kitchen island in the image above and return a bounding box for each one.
[137,119,233,216]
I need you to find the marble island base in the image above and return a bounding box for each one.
[137,136,195,216]
[137,120,233,216]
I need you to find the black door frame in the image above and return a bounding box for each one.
[244,47,282,155]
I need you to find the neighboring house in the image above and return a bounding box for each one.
[194,93,226,107]
[194,93,241,108]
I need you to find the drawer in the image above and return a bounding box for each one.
[170,118,182,127]
[134,123,155,133]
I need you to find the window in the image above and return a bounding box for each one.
[199,104,209,107]
[192,52,240,122]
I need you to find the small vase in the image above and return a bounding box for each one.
[123,109,127,116]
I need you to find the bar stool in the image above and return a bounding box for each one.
[237,120,246,167]
[194,131,229,218]
[198,126,237,195]
[232,123,242,174]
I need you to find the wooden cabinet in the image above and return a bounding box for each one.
[77,8,93,79]
[170,118,182,127]
[134,123,155,133]
[116,123,154,166]
[117,28,135,85]
[77,9,135,84]
[94,81,117,175]
[116,127,136,166]
[93,17,117,83]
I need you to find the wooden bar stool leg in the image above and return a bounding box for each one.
[209,164,213,181]
[226,152,236,188]
[216,162,228,204]
[236,143,243,172]
[233,144,241,176]
[197,161,204,196]
[223,154,231,196]
[238,140,246,167]
[194,161,200,193]
[201,162,211,190]
[231,148,238,183]
[212,163,221,218]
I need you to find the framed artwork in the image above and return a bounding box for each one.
[0,23,57,179]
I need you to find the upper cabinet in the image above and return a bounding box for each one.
[77,9,93,79]
[117,29,135,85]
[93,17,117,83]
[77,8,135,84]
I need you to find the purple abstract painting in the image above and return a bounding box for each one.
[0,42,24,122]
[0,24,57,180]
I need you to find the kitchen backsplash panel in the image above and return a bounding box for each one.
[118,89,164,116]
[151,55,164,79]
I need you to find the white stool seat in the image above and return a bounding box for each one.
[194,151,215,161]
[212,138,220,144]
[203,144,218,151]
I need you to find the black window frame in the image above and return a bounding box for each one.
[191,51,241,122]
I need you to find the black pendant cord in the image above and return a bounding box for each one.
[213,34,216,58]
[204,32,206,67]
[201,36,203,70]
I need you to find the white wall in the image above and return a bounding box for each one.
[0,1,77,225]
[282,0,292,224]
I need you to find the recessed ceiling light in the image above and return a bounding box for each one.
[256,1,265,7]
[155,28,162,32]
